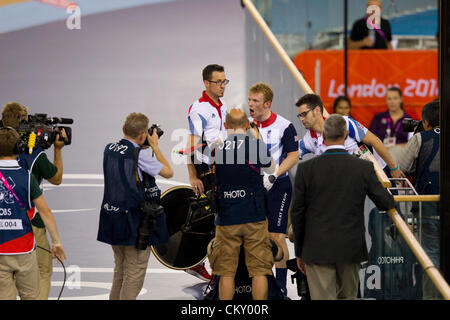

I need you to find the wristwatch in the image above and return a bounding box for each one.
[268,174,277,184]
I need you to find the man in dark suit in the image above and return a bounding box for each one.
[290,114,395,300]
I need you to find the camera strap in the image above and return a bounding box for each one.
[133,147,153,194]
[0,170,26,209]
[133,147,143,192]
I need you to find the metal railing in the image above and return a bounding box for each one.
[389,195,450,299]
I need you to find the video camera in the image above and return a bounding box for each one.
[402,118,424,134]
[17,113,73,154]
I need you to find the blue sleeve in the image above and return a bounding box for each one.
[298,139,310,160]
[347,117,367,142]
[188,107,207,137]
[281,123,298,153]
[138,148,164,177]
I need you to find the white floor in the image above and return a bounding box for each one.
[48,238,300,300]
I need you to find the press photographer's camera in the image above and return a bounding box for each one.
[17,113,73,154]
[402,118,423,134]
[149,124,163,138]
[135,201,164,250]
[286,258,311,300]
[142,124,163,147]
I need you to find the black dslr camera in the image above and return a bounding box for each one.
[17,113,73,153]
[135,201,164,250]
[402,118,424,134]
[286,258,311,300]
[149,124,164,138]
[142,124,163,146]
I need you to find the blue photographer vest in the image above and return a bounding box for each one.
[97,139,168,246]
[0,163,35,254]
[215,134,268,226]
[415,129,440,195]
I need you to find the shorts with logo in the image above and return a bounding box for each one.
[209,219,273,278]
[267,176,292,234]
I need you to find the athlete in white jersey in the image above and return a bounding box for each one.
[295,94,405,178]
[187,65,228,195]
[185,64,229,282]
[248,82,299,296]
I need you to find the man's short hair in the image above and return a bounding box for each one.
[323,114,348,141]
[0,127,20,157]
[123,113,149,139]
[225,108,249,130]
[202,64,225,81]
[422,100,439,128]
[249,82,274,103]
[1,102,28,130]
[295,94,324,114]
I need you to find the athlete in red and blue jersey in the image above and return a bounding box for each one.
[295,94,405,179]
[248,82,299,296]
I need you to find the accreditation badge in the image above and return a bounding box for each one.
[383,136,396,148]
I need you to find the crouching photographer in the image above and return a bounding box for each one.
[1,102,70,300]
[97,113,172,300]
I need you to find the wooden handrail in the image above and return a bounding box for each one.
[242,0,313,94]
[242,0,330,116]
[387,208,450,299]
[394,195,440,202]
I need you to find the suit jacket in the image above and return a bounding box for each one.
[290,147,395,264]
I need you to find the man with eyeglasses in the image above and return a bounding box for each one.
[295,93,405,179]
[185,64,229,282]
[248,82,299,297]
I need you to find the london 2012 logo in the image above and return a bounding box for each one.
[0,177,16,205]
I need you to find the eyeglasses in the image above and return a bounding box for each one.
[297,108,313,119]
[207,79,230,86]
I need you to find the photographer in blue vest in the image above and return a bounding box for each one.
[1,101,67,300]
[393,100,441,299]
[208,108,275,300]
[97,112,173,300]
[0,127,66,300]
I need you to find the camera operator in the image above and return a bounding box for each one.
[207,108,275,300]
[392,100,441,300]
[97,112,172,300]
[1,102,67,300]
[0,127,66,300]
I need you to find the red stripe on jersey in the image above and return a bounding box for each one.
[198,90,223,125]
[255,112,277,128]
[309,129,318,139]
